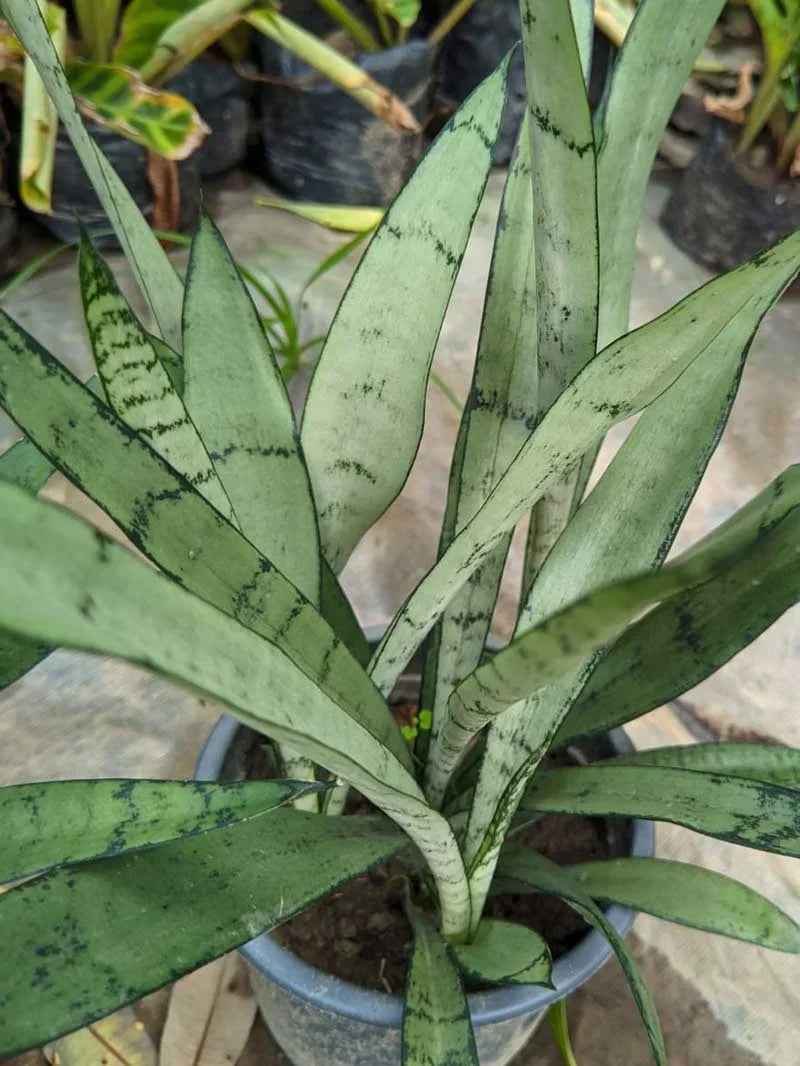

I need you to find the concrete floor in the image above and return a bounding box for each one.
[1,166,799,1065]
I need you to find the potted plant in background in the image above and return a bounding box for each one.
[0,0,418,239]
[1,3,800,1066]
[662,0,800,270]
[257,0,489,204]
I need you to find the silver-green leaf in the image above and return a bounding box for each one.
[497,846,665,1066]
[183,211,320,602]
[570,858,800,953]
[0,778,323,884]
[402,907,478,1066]
[301,57,510,573]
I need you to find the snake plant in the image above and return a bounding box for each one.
[1,0,799,1062]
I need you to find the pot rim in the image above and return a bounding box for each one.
[195,714,654,1029]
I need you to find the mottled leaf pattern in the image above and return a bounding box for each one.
[555,502,800,745]
[183,212,320,602]
[3,0,184,348]
[114,0,199,70]
[497,847,665,1066]
[596,0,726,346]
[0,810,404,1056]
[570,858,800,952]
[604,743,800,787]
[454,249,800,916]
[452,918,552,986]
[147,331,184,394]
[0,778,320,884]
[372,226,800,696]
[520,0,598,589]
[79,237,236,521]
[523,765,800,857]
[439,466,800,770]
[0,309,410,771]
[422,124,537,804]
[301,58,510,572]
[67,60,208,161]
[0,482,471,939]
[402,907,478,1066]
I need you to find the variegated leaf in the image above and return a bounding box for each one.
[301,58,510,572]
[67,60,208,161]
[79,236,236,521]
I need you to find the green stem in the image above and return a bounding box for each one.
[312,0,381,51]
[427,0,480,48]
[776,108,800,173]
[548,999,579,1066]
[373,5,393,48]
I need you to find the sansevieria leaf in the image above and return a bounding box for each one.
[0,434,57,688]
[460,232,794,911]
[570,858,800,953]
[523,765,800,858]
[0,778,322,884]
[3,0,184,349]
[301,57,510,572]
[497,846,665,1066]
[452,918,552,987]
[0,309,409,773]
[0,482,472,939]
[434,465,800,782]
[183,211,321,602]
[79,236,236,521]
[520,0,599,588]
[596,0,726,346]
[0,810,404,1056]
[371,227,800,696]
[67,60,208,160]
[403,906,478,1066]
[555,503,800,745]
[604,743,800,787]
[421,122,537,789]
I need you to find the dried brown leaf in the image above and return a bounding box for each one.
[159,955,256,1066]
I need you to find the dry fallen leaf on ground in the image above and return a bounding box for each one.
[159,954,257,1066]
[43,1006,156,1066]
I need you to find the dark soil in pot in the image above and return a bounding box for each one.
[660,118,800,273]
[28,123,200,246]
[257,36,434,205]
[167,57,254,178]
[225,726,627,996]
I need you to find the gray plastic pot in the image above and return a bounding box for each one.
[196,713,653,1065]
